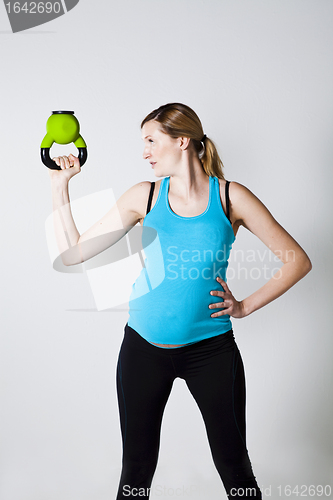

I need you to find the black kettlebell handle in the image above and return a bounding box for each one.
[41,147,88,170]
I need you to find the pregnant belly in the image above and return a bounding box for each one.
[150,341,187,348]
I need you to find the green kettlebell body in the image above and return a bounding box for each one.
[41,111,87,169]
[41,111,87,148]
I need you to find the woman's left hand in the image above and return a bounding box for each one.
[209,277,246,319]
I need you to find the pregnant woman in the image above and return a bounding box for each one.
[49,103,312,499]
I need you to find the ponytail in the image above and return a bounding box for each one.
[196,136,225,179]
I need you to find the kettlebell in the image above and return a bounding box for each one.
[41,111,87,170]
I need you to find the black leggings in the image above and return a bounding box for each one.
[116,324,262,499]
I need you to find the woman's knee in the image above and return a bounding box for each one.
[120,456,158,487]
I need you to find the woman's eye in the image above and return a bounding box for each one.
[149,139,154,143]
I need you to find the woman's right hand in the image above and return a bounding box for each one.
[48,154,81,185]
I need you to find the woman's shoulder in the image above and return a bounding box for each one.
[217,178,259,228]
[217,178,255,203]
[217,177,248,192]
[128,178,162,197]
[133,178,164,189]
[128,179,164,223]
[217,178,277,233]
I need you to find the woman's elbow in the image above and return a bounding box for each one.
[299,254,312,276]
[305,257,312,273]
[60,245,84,267]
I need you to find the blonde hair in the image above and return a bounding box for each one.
[141,103,225,179]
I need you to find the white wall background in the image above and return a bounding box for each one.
[0,1,332,499]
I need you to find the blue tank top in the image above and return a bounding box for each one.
[127,175,236,347]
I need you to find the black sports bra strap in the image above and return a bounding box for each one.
[225,180,231,223]
[146,182,155,215]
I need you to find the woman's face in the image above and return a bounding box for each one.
[141,120,182,176]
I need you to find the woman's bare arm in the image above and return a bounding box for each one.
[49,154,149,266]
[210,182,312,318]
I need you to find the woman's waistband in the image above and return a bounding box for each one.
[123,322,235,355]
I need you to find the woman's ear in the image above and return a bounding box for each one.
[179,136,191,151]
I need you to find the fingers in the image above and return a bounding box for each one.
[62,156,70,169]
[211,311,228,318]
[209,278,245,319]
[52,156,68,169]
[210,277,230,299]
[209,277,231,317]
[216,276,230,291]
[209,301,227,309]
[52,156,61,168]
[209,300,228,317]
[68,154,81,169]
[51,155,79,169]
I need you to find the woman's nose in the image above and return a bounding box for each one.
[143,147,150,160]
